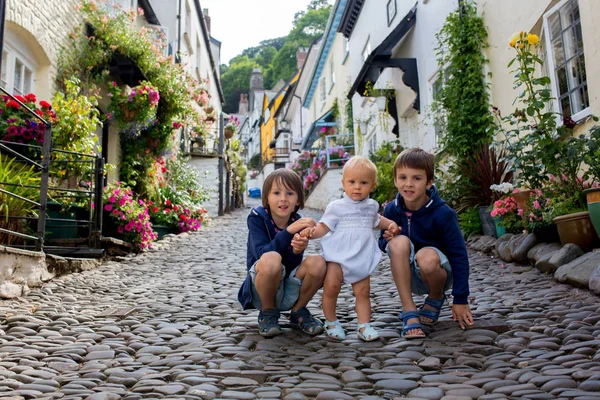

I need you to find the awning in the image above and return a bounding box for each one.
[347,3,419,113]
[300,109,336,150]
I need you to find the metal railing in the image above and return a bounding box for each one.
[0,87,104,256]
[323,133,355,168]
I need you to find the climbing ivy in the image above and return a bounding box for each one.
[433,1,493,162]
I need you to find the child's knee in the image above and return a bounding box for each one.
[305,255,327,278]
[323,278,342,295]
[352,280,370,298]
[388,235,411,257]
[257,252,283,277]
[415,249,441,273]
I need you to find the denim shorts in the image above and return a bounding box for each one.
[387,240,453,295]
[249,262,302,311]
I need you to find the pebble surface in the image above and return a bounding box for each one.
[1,198,600,399]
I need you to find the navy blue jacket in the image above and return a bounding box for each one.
[378,186,470,304]
[237,206,303,310]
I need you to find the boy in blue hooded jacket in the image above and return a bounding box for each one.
[379,148,473,338]
[238,169,326,337]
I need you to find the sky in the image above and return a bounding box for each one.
[200,0,314,65]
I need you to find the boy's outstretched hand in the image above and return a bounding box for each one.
[287,218,316,235]
[452,304,474,330]
[292,233,309,254]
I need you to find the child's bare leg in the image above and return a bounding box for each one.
[387,235,423,336]
[352,277,371,326]
[415,249,447,324]
[291,255,327,312]
[322,262,343,325]
[254,252,283,310]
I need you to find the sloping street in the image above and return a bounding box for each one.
[1,200,600,399]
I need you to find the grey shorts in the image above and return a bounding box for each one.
[387,240,453,295]
[249,262,302,311]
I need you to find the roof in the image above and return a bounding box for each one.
[303,0,348,108]
[338,0,364,38]
[139,0,160,25]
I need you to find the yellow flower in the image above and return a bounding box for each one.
[509,32,520,48]
[527,33,539,45]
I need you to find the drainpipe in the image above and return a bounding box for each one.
[293,94,303,140]
[176,0,182,63]
[0,0,6,73]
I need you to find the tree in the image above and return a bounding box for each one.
[221,56,259,113]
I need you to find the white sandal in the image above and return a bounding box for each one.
[357,323,379,342]
[324,319,346,340]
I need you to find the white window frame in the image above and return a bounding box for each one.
[342,37,350,64]
[362,39,372,62]
[148,25,169,57]
[2,43,36,96]
[542,0,589,122]
[319,76,326,107]
[102,0,138,16]
[429,69,447,148]
[329,58,335,92]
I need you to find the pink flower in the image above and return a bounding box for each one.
[518,209,524,216]
[105,204,113,211]
[533,200,540,210]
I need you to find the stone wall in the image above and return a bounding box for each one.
[305,168,343,211]
[6,0,82,88]
[187,155,221,218]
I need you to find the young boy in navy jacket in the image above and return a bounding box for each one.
[238,169,326,337]
[379,148,473,339]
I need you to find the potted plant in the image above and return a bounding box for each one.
[107,80,160,135]
[224,115,239,139]
[490,195,524,235]
[582,123,600,239]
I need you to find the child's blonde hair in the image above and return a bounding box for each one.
[343,155,378,184]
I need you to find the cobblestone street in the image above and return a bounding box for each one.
[1,200,600,399]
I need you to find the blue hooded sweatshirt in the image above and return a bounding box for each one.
[378,185,470,304]
[237,206,304,310]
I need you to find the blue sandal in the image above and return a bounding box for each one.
[290,307,324,336]
[401,310,426,339]
[419,294,446,325]
[324,319,346,340]
[258,309,281,337]
[357,323,379,342]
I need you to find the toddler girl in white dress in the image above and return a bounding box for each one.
[303,156,399,341]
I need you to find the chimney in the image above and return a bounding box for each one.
[238,93,249,115]
[296,48,308,69]
[203,8,211,34]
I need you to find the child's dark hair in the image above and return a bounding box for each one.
[261,169,305,210]
[394,148,435,181]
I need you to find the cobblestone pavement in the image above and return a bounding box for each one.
[1,199,600,400]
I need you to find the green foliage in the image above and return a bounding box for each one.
[221,56,260,114]
[248,153,261,170]
[369,141,404,205]
[458,206,482,238]
[221,2,331,113]
[0,154,41,245]
[433,1,493,160]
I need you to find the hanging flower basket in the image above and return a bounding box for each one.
[224,127,235,139]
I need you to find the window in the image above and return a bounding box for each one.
[319,76,326,106]
[342,37,350,64]
[196,36,202,77]
[2,48,35,95]
[329,58,335,91]
[102,0,138,16]
[430,71,447,146]
[148,25,169,57]
[362,40,372,62]
[542,0,589,121]
[387,0,397,26]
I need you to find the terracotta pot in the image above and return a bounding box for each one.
[585,187,600,239]
[552,211,600,251]
[512,189,533,212]
[224,127,234,139]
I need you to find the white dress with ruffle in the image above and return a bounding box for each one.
[319,194,381,284]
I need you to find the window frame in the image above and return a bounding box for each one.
[328,57,335,92]
[542,0,590,122]
[2,43,36,96]
[319,76,327,108]
[429,70,446,148]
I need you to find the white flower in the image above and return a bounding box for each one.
[490,183,514,194]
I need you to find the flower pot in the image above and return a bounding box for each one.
[512,189,533,213]
[494,217,506,238]
[122,107,136,122]
[375,97,387,111]
[153,224,174,240]
[478,206,496,237]
[553,211,600,251]
[584,187,600,240]
[224,127,234,139]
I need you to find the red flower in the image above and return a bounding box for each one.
[14,95,25,103]
[25,93,37,103]
[6,100,20,109]
[164,208,171,213]
[161,167,167,173]
[152,206,159,213]
[165,199,171,206]
[39,100,52,109]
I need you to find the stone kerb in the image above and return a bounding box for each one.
[305,168,343,211]
[0,245,100,299]
[468,232,600,296]
[0,245,50,298]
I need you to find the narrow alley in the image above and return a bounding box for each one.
[1,200,599,400]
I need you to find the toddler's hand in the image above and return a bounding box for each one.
[287,218,316,235]
[299,227,314,239]
[384,223,401,241]
[292,233,308,254]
